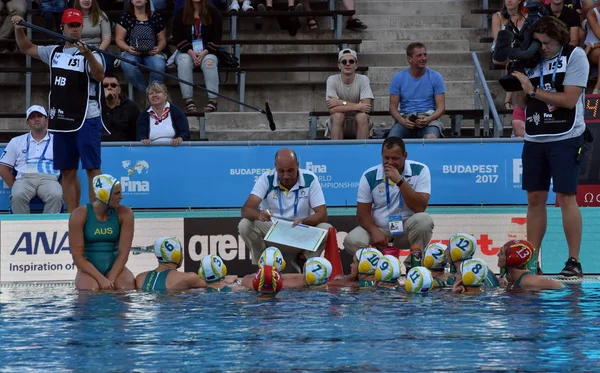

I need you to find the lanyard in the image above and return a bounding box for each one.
[25,133,50,173]
[385,178,403,210]
[191,21,202,40]
[539,47,562,89]
[277,188,299,218]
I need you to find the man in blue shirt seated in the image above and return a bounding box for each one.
[388,42,446,139]
[0,105,63,213]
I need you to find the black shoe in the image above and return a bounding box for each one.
[559,257,583,278]
[346,18,368,31]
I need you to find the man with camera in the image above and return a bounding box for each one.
[512,16,589,278]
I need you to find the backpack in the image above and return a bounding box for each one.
[129,20,156,55]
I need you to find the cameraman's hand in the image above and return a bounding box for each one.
[512,71,535,95]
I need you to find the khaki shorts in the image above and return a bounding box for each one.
[325,113,374,138]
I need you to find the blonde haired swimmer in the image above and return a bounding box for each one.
[136,237,208,291]
[375,255,402,289]
[498,240,563,291]
[452,259,489,294]
[423,243,451,287]
[69,174,136,291]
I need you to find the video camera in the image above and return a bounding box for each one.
[494,1,549,91]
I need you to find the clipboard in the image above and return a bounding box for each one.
[263,219,328,252]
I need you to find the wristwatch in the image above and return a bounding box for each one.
[397,177,404,187]
[529,86,538,99]
[342,101,347,106]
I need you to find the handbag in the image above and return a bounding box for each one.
[207,44,239,69]
[129,20,157,55]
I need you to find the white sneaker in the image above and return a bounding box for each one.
[242,0,254,11]
[593,88,600,94]
[229,0,240,11]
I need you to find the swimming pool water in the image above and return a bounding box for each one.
[1,284,599,372]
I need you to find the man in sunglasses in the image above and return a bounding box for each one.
[388,42,446,139]
[102,73,140,142]
[12,8,105,213]
[325,48,374,139]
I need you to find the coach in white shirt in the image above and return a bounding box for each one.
[344,136,434,264]
[0,105,63,214]
[238,148,333,273]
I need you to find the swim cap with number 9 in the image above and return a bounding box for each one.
[448,233,477,262]
[375,255,401,283]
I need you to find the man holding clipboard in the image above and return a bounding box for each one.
[343,136,434,272]
[238,148,333,273]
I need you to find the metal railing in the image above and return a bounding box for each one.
[472,52,503,137]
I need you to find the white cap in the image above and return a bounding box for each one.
[26,105,47,119]
[338,48,357,62]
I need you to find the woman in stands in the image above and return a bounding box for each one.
[583,1,600,93]
[74,0,111,50]
[115,0,167,92]
[69,174,136,291]
[491,0,527,137]
[173,0,223,113]
[137,82,190,145]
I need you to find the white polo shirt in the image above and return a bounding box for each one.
[357,160,431,229]
[251,168,326,221]
[0,132,59,179]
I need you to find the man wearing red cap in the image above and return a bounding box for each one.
[12,9,105,213]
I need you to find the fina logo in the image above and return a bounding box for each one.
[120,160,150,193]
[512,159,522,188]
[305,162,327,173]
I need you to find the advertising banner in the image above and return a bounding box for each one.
[0,218,184,283]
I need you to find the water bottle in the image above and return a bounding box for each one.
[383,240,400,258]
[409,244,422,269]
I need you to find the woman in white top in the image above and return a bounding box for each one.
[584,2,600,92]
[136,82,190,146]
[74,0,111,50]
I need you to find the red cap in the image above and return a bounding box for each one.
[252,266,282,295]
[503,239,534,268]
[61,8,84,25]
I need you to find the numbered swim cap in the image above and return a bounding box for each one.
[199,254,227,283]
[448,233,477,263]
[259,247,286,272]
[422,243,448,270]
[304,257,332,287]
[93,174,120,204]
[503,239,534,268]
[253,265,283,295]
[154,236,182,265]
[355,248,382,275]
[405,266,434,293]
[375,255,401,283]
[460,258,489,287]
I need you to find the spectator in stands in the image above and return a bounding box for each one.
[0,105,63,214]
[325,48,374,139]
[343,136,434,260]
[74,0,111,50]
[238,148,332,273]
[137,82,190,145]
[547,0,582,45]
[0,0,26,48]
[39,0,66,33]
[173,0,222,113]
[388,42,446,139]
[115,0,167,93]
[584,2,600,93]
[512,16,589,277]
[299,0,319,30]
[12,9,105,213]
[342,0,367,30]
[102,73,140,141]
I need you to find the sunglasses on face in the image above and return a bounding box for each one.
[103,83,119,88]
[67,23,82,28]
[340,59,356,65]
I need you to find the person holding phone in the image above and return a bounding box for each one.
[388,42,446,139]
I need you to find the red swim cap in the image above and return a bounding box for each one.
[252,265,283,295]
[503,239,534,268]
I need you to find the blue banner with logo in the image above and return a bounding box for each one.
[0,142,550,210]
